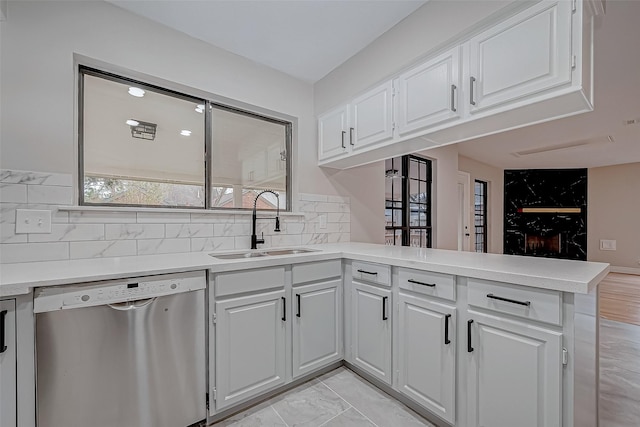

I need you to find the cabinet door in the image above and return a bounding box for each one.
[467,311,562,427]
[292,280,342,378]
[215,290,286,411]
[397,46,461,135]
[0,299,16,427]
[318,105,349,161]
[467,1,572,114]
[351,281,392,385]
[351,81,394,150]
[397,293,456,424]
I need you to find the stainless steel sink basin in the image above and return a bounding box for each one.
[210,248,318,259]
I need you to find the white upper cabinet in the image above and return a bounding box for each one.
[318,104,349,161]
[397,46,462,135]
[350,81,394,150]
[467,0,573,114]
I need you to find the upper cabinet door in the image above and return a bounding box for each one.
[318,105,349,161]
[397,46,462,135]
[467,1,572,114]
[351,81,394,150]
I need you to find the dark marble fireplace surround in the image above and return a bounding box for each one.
[504,169,587,261]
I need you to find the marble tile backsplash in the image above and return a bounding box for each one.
[0,170,350,263]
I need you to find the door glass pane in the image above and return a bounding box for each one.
[82,73,205,207]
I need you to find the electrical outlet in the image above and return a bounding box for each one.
[318,214,327,229]
[15,209,52,234]
[599,239,616,251]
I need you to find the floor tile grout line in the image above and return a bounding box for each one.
[317,406,354,427]
[319,376,381,427]
[269,404,290,427]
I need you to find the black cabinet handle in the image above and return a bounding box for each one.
[296,294,301,318]
[281,297,286,321]
[382,296,388,320]
[486,293,531,307]
[467,319,474,352]
[341,131,346,149]
[444,314,451,345]
[407,279,436,287]
[349,127,355,146]
[0,310,7,354]
[357,269,378,275]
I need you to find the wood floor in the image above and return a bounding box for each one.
[599,273,640,325]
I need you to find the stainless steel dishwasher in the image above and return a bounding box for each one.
[34,270,207,427]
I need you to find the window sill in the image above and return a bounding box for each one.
[57,205,305,217]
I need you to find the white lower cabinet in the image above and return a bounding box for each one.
[292,279,342,378]
[396,292,456,424]
[466,310,563,427]
[351,281,392,385]
[0,299,16,427]
[215,289,286,411]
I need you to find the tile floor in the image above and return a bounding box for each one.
[211,367,434,427]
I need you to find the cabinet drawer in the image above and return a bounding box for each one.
[467,278,562,326]
[398,268,455,301]
[292,260,342,285]
[213,266,285,297]
[351,261,390,287]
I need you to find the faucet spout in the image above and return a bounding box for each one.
[251,190,280,250]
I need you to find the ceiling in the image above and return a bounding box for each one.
[107,0,427,83]
[106,0,640,170]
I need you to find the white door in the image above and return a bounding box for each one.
[318,105,349,161]
[458,171,471,251]
[397,46,461,135]
[467,311,563,427]
[351,81,394,150]
[292,280,342,378]
[397,293,456,424]
[467,1,572,114]
[215,290,286,411]
[0,299,16,427]
[351,281,392,385]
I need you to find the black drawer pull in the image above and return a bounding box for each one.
[467,319,474,353]
[487,293,531,307]
[382,296,388,320]
[407,279,436,287]
[296,294,301,318]
[444,314,451,345]
[281,297,286,321]
[0,310,7,354]
[357,269,378,275]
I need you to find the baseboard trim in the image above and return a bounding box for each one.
[610,266,640,275]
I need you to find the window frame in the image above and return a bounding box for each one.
[78,65,292,211]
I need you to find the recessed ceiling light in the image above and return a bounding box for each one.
[125,119,139,126]
[128,87,145,97]
[180,130,192,136]
[195,104,205,113]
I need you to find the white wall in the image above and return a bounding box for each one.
[458,155,504,253]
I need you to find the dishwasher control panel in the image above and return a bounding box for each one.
[34,270,206,313]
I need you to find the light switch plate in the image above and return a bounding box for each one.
[319,214,327,229]
[599,239,616,251]
[15,209,52,234]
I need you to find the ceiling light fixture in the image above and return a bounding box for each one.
[195,104,205,113]
[180,130,192,136]
[511,135,615,157]
[125,119,140,127]
[128,87,145,97]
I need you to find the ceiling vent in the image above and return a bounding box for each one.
[511,135,614,157]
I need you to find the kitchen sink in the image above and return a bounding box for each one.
[210,248,318,260]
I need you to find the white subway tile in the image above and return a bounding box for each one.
[137,238,190,255]
[328,212,350,223]
[0,184,28,203]
[1,223,28,243]
[27,185,73,205]
[214,223,250,237]
[190,213,235,224]
[271,234,302,247]
[316,202,349,213]
[299,200,318,212]
[298,193,328,202]
[105,224,165,240]
[328,232,350,243]
[233,236,252,250]
[70,211,137,224]
[283,222,305,234]
[70,240,136,259]
[0,203,19,223]
[137,212,191,224]
[1,204,68,224]
[1,242,69,263]
[191,237,235,252]
[29,224,105,242]
[165,224,213,238]
[0,170,48,185]
[41,173,73,187]
[327,195,350,204]
[301,233,329,245]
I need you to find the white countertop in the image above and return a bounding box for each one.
[0,242,610,297]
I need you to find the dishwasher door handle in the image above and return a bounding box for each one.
[108,298,156,310]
